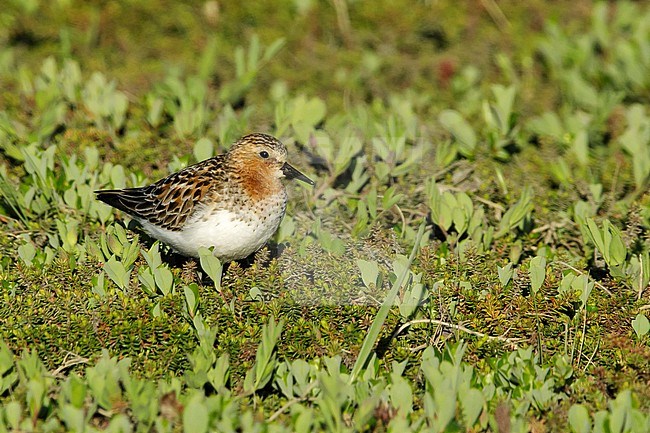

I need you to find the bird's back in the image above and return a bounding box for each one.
[95,156,228,231]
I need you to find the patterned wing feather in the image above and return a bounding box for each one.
[95,156,226,231]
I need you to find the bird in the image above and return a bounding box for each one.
[95,133,314,261]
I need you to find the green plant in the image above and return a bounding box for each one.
[2,2,650,431]
[350,223,425,381]
[631,313,650,340]
[618,104,650,192]
[219,35,286,106]
[438,109,477,158]
[82,72,129,133]
[582,218,627,277]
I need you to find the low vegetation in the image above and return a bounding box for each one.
[0,1,649,431]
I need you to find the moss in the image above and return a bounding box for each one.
[0,252,195,378]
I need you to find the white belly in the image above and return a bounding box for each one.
[137,207,283,260]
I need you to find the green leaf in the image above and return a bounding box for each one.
[183,394,209,433]
[558,272,576,295]
[529,256,547,294]
[4,401,22,430]
[316,228,346,256]
[152,301,162,317]
[262,37,286,62]
[198,247,223,290]
[608,390,632,433]
[26,379,45,418]
[585,218,605,256]
[106,414,132,432]
[138,267,157,296]
[605,221,626,267]
[146,95,164,127]
[634,251,650,292]
[275,214,296,243]
[572,274,593,309]
[244,317,284,394]
[67,374,87,408]
[248,286,263,301]
[585,219,627,268]
[436,191,455,231]
[497,263,513,287]
[572,130,589,166]
[434,381,457,430]
[452,206,468,235]
[193,137,214,162]
[60,405,85,432]
[399,278,427,320]
[632,313,650,339]
[104,256,130,290]
[110,164,126,189]
[121,237,140,268]
[293,95,326,127]
[389,375,413,416]
[92,272,107,297]
[292,406,314,433]
[0,343,17,394]
[198,36,219,80]
[183,283,200,318]
[333,135,362,176]
[141,242,163,268]
[567,404,591,433]
[206,354,230,391]
[496,186,533,237]
[439,110,477,157]
[381,186,403,210]
[357,259,379,288]
[460,388,484,428]
[17,242,36,266]
[153,266,174,295]
[489,84,516,133]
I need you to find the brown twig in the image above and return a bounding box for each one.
[391,318,522,348]
[51,351,90,377]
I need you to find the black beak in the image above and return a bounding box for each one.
[282,162,315,185]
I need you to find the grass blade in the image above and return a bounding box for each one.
[349,222,426,382]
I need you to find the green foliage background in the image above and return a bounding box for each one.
[0,0,650,432]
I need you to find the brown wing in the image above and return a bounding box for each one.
[95,156,227,231]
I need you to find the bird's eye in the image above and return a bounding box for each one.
[259,151,269,159]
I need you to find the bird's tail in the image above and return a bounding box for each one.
[95,188,147,217]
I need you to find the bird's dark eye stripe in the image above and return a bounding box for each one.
[259,151,269,158]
